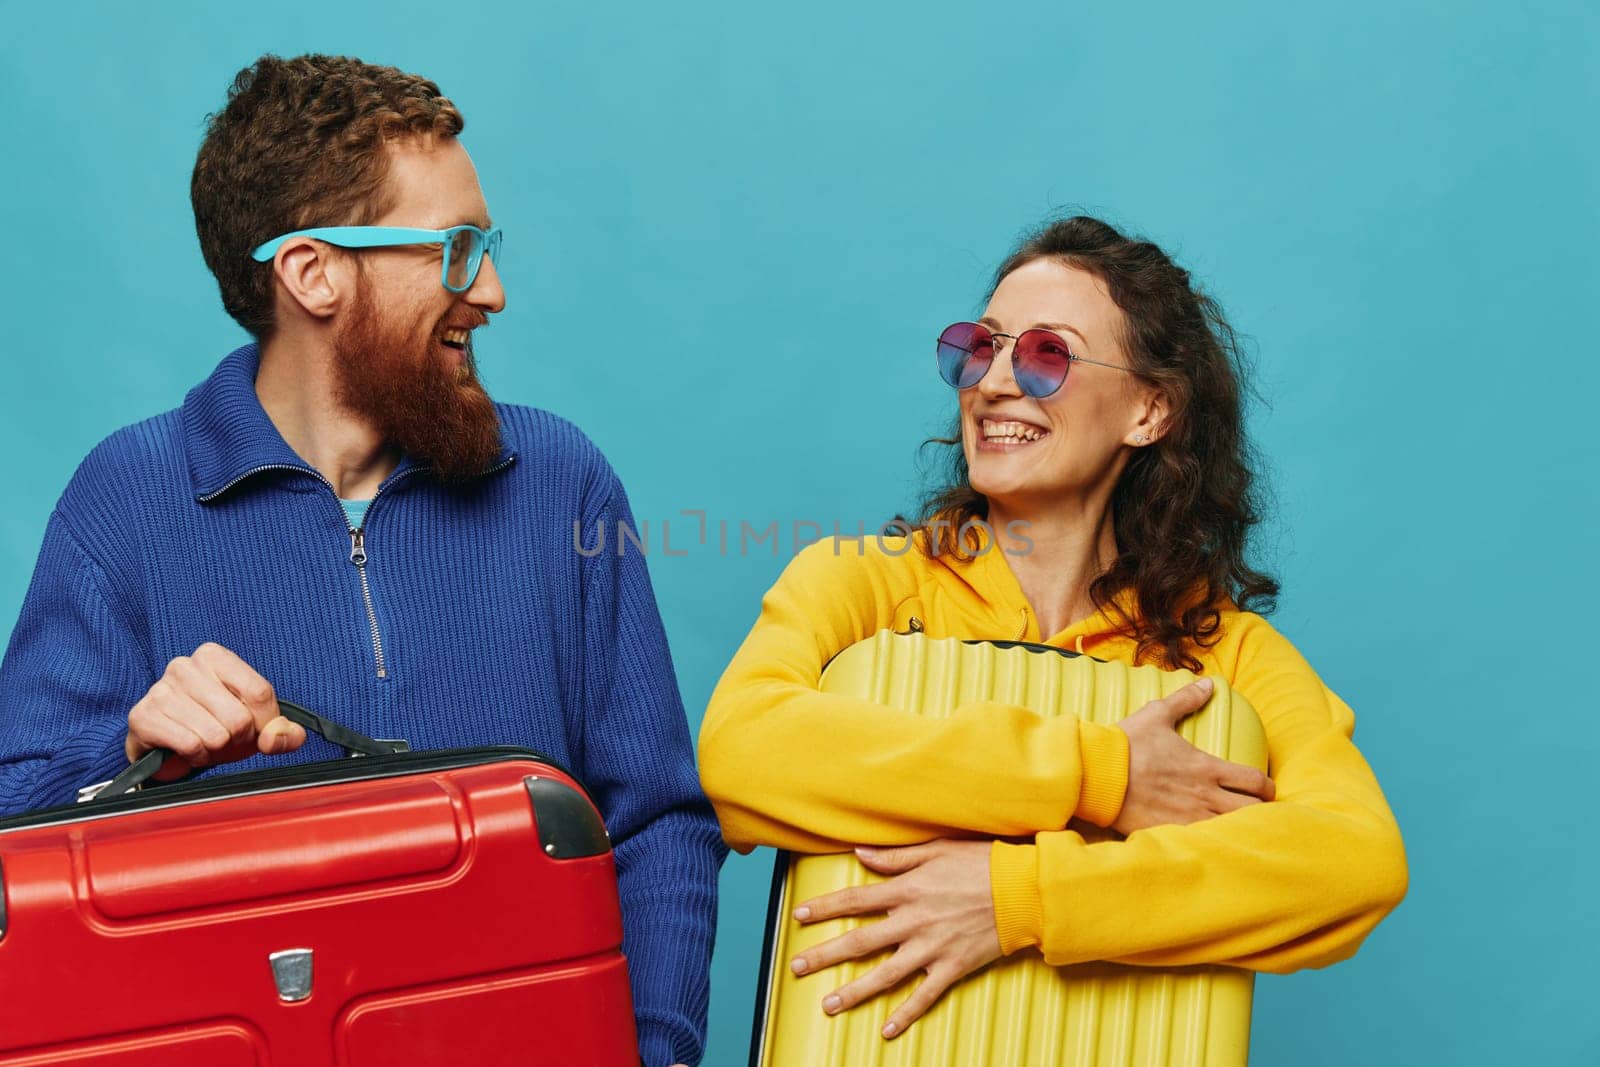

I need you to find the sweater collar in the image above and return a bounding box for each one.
[181,343,515,502]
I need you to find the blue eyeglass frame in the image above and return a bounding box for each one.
[250,225,504,293]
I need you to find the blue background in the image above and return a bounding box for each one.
[3,2,1595,1063]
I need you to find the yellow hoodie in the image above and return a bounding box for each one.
[698,534,1407,972]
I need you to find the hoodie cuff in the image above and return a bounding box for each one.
[990,841,1044,955]
[1075,718,1130,827]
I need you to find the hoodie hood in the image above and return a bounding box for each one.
[887,528,1142,654]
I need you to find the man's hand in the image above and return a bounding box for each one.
[125,642,305,780]
[1112,677,1274,835]
[788,840,1000,1040]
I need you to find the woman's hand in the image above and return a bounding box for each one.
[1113,677,1275,835]
[788,840,1000,1040]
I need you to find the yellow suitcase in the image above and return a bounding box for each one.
[751,632,1269,1066]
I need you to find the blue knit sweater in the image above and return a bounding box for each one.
[0,344,726,1066]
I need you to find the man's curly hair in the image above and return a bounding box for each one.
[191,54,465,338]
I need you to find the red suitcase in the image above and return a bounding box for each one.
[0,702,638,1065]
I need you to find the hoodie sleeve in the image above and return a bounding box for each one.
[988,617,1408,972]
[698,541,1130,854]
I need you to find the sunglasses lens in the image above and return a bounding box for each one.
[936,323,993,389]
[445,228,482,290]
[1012,330,1073,397]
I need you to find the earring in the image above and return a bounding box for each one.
[1134,433,1149,444]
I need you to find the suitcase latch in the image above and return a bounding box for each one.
[269,948,314,1002]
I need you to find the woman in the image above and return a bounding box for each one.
[697,216,1408,1042]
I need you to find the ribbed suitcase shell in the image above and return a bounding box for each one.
[0,748,638,1066]
[753,632,1268,1067]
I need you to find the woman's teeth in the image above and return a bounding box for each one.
[982,419,1048,444]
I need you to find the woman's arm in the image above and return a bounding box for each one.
[787,618,1405,1036]
[992,618,1408,971]
[698,541,1132,852]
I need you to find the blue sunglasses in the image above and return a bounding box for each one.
[251,225,504,293]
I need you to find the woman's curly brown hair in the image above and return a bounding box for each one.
[190,54,465,339]
[915,215,1279,671]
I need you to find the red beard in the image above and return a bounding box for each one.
[332,280,502,484]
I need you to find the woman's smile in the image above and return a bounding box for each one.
[975,416,1053,452]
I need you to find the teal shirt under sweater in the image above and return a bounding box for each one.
[340,497,370,530]
[0,344,725,1066]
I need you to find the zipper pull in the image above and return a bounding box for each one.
[349,528,367,566]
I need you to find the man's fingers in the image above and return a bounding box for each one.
[257,716,307,755]
[796,881,896,924]
[126,644,280,780]
[126,697,164,761]
[882,968,956,1040]
[158,687,234,754]
[143,704,208,780]
[168,656,258,743]
[194,642,278,727]
[1215,761,1275,801]
[146,709,214,776]
[149,752,197,782]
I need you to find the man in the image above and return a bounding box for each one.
[0,54,722,1066]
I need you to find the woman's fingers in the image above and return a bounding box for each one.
[795,879,897,923]
[854,843,935,875]
[1151,677,1214,726]
[1114,676,1279,834]
[816,946,923,1014]
[1208,788,1264,815]
[1214,759,1275,801]
[792,915,908,975]
[786,841,1000,1041]
[881,967,960,1040]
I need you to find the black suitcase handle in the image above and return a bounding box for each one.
[95,700,409,800]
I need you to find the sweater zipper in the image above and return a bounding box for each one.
[201,463,404,680]
[345,457,512,678]
[340,471,420,681]
[347,527,388,679]
[202,455,516,680]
